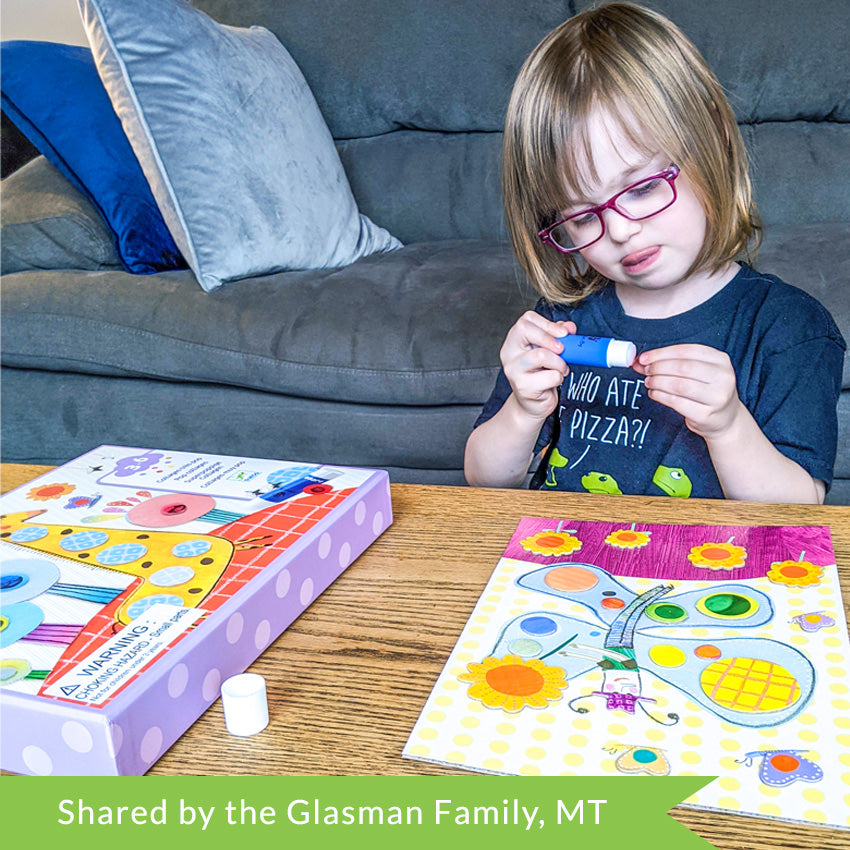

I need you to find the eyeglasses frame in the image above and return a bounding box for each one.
[538,164,681,254]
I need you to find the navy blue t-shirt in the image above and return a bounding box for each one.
[474,265,845,498]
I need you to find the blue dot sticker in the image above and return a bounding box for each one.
[520,616,558,636]
[1,574,26,590]
[125,594,184,620]
[96,543,148,566]
[60,530,110,552]
[632,749,658,764]
[0,601,44,648]
[508,638,543,657]
[9,526,49,543]
[1,558,60,604]
[171,539,212,558]
[149,566,195,587]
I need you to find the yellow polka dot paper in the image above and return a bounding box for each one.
[403,517,850,831]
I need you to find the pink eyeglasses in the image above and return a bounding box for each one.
[538,165,680,253]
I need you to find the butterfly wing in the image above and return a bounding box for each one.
[516,563,638,625]
[637,583,773,630]
[490,611,627,680]
[633,634,815,727]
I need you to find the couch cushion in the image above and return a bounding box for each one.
[338,131,505,245]
[195,0,850,138]
[744,123,850,228]
[79,0,401,292]
[573,0,850,124]
[0,41,185,274]
[339,122,850,244]
[1,157,122,274]
[0,368,479,478]
[194,0,550,138]
[1,241,535,406]
[3,230,848,405]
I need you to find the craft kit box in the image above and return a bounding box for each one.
[0,445,392,775]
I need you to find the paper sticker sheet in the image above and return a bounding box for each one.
[404,517,850,831]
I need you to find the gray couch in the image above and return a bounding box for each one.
[2,0,848,503]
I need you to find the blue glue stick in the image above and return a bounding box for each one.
[555,334,637,368]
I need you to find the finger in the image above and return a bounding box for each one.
[637,344,728,368]
[506,346,569,378]
[641,358,720,385]
[530,368,568,392]
[645,375,718,405]
[514,313,576,352]
[519,311,576,339]
[514,367,567,397]
[645,387,711,421]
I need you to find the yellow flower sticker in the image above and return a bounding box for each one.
[688,541,747,570]
[605,528,651,550]
[459,655,569,712]
[767,560,824,587]
[520,530,582,556]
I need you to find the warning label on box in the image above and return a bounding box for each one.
[44,605,204,705]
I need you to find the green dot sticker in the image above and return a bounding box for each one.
[645,602,688,624]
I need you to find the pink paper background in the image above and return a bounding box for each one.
[504,517,834,581]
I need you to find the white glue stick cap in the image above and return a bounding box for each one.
[221,672,269,737]
[607,340,637,368]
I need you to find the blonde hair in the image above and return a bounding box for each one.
[503,2,761,303]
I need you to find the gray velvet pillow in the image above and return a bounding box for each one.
[1,157,122,274]
[77,0,402,292]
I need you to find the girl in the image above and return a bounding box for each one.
[465,2,844,502]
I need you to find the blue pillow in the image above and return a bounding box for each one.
[78,0,402,292]
[0,41,185,274]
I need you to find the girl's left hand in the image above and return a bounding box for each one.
[632,344,745,439]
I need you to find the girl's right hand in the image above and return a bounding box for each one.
[500,311,575,422]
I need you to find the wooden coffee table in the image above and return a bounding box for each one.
[3,464,849,849]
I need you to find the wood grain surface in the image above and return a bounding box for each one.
[2,465,849,849]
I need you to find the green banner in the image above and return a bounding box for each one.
[1,775,715,850]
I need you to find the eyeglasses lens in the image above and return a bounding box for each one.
[549,215,602,251]
[548,175,675,252]
[616,176,675,219]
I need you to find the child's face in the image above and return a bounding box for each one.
[567,108,713,302]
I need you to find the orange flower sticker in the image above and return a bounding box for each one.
[520,529,582,556]
[688,541,747,570]
[459,655,569,712]
[767,560,823,587]
[605,528,651,550]
[26,482,75,502]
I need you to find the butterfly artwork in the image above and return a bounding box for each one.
[483,562,816,728]
[404,517,849,831]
